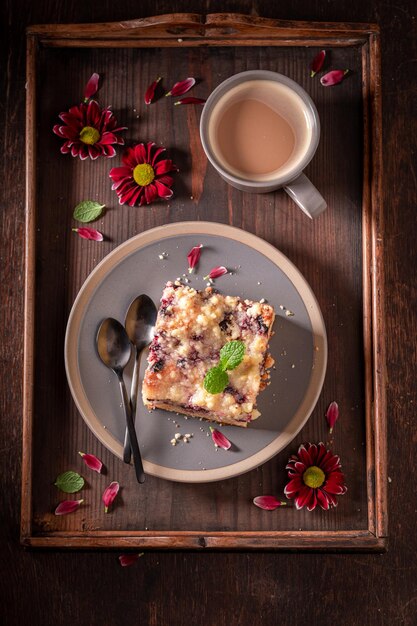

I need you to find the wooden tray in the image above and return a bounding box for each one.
[22,14,386,550]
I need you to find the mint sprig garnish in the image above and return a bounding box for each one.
[73,200,105,223]
[54,471,85,494]
[219,340,245,371]
[204,340,245,394]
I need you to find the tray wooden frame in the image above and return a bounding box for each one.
[22,13,385,551]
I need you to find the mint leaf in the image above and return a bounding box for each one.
[219,340,245,371]
[73,200,105,223]
[204,366,229,394]
[54,471,85,494]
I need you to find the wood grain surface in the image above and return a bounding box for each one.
[1,0,416,624]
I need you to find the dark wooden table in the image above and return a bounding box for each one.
[1,1,416,624]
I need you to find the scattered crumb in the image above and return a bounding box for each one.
[388,476,392,483]
[285,309,295,317]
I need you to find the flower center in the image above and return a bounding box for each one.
[79,126,100,145]
[303,466,325,489]
[133,163,155,187]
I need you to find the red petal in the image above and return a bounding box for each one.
[320,70,349,87]
[326,401,339,433]
[316,488,330,510]
[134,143,147,164]
[154,159,175,175]
[54,499,83,515]
[310,50,326,77]
[84,73,99,100]
[144,76,162,105]
[151,145,167,165]
[165,77,196,97]
[284,476,303,497]
[187,244,203,272]
[174,97,206,105]
[102,481,120,513]
[297,444,313,467]
[78,451,103,473]
[294,486,312,510]
[204,266,228,280]
[144,184,158,205]
[209,427,231,450]
[119,553,144,567]
[154,180,174,199]
[253,496,286,511]
[72,227,104,242]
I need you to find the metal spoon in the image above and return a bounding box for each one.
[96,317,145,483]
[123,295,157,463]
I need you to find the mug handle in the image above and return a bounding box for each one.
[284,173,327,219]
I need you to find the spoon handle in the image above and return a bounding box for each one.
[117,373,145,483]
[123,348,141,463]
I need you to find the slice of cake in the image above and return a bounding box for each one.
[142,282,275,427]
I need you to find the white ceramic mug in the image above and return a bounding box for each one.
[200,70,326,219]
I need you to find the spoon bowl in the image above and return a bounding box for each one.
[96,317,145,483]
[123,295,157,463]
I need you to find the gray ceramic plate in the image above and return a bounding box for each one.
[65,222,327,482]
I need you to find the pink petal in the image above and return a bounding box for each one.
[253,496,287,511]
[54,499,83,515]
[209,427,231,450]
[174,97,206,105]
[310,50,326,77]
[102,481,120,513]
[203,266,228,280]
[145,76,162,104]
[187,244,203,273]
[326,401,339,433]
[84,73,99,100]
[119,553,144,567]
[165,77,196,97]
[78,451,103,473]
[320,70,349,87]
[72,227,104,242]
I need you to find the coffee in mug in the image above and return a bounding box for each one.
[200,71,326,219]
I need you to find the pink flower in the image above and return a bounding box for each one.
[78,451,103,473]
[54,499,83,515]
[326,401,339,433]
[253,496,287,511]
[320,70,349,87]
[102,481,120,513]
[284,443,347,511]
[109,142,177,206]
[53,100,126,160]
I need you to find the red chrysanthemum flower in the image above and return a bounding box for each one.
[109,142,177,206]
[53,100,126,160]
[284,443,347,511]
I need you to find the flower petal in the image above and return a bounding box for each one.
[54,499,83,515]
[209,427,231,450]
[154,180,174,199]
[165,77,196,97]
[102,481,120,513]
[310,50,326,78]
[145,76,162,104]
[203,266,228,280]
[119,553,144,567]
[174,97,206,105]
[84,73,100,100]
[154,159,175,175]
[253,496,286,511]
[316,488,330,510]
[320,70,349,87]
[78,451,103,473]
[72,227,104,241]
[187,244,203,273]
[326,401,339,433]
